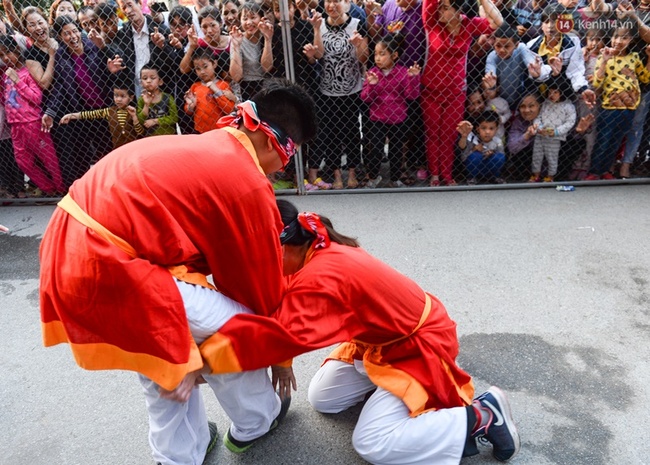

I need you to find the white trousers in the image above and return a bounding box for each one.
[139,279,280,465]
[307,360,468,465]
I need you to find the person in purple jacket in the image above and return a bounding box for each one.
[360,33,420,188]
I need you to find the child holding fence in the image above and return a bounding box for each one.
[0,35,64,195]
[60,77,144,149]
[184,47,236,133]
[529,78,575,182]
[360,34,421,188]
[586,23,650,180]
[137,62,179,136]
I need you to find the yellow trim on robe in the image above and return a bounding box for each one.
[221,126,265,175]
[200,332,244,373]
[41,320,203,391]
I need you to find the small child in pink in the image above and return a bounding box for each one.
[361,34,421,188]
[0,35,64,194]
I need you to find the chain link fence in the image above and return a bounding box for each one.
[1,0,649,203]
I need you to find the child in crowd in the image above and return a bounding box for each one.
[60,77,144,149]
[529,79,576,182]
[586,24,650,180]
[583,28,607,84]
[0,35,64,195]
[0,92,24,198]
[482,77,510,141]
[360,34,421,188]
[457,110,506,185]
[229,2,274,101]
[137,62,179,136]
[184,47,236,133]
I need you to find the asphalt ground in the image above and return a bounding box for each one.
[2,185,649,465]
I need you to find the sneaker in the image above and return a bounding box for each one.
[224,395,291,453]
[601,172,616,180]
[467,177,477,185]
[542,176,554,182]
[206,421,219,455]
[273,180,295,190]
[391,180,406,188]
[472,387,520,462]
[528,175,540,183]
[494,177,506,184]
[303,180,319,192]
[312,177,332,190]
[584,173,600,181]
[416,169,429,180]
[365,175,382,188]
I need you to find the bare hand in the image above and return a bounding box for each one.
[41,114,54,133]
[516,25,527,36]
[144,118,158,129]
[528,56,542,78]
[456,120,473,137]
[271,365,297,401]
[575,114,595,133]
[126,105,137,121]
[482,72,497,90]
[581,89,597,109]
[366,70,379,85]
[47,37,59,54]
[88,28,105,49]
[303,43,317,60]
[150,26,166,48]
[59,113,75,125]
[548,56,562,76]
[364,0,383,17]
[524,123,538,139]
[4,67,19,83]
[107,54,126,73]
[408,63,421,76]
[184,90,197,107]
[142,91,154,105]
[168,33,182,49]
[188,25,199,49]
[538,127,554,137]
[259,19,274,41]
[307,10,322,28]
[349,30,363,48]
[229,26,243,48]
[159,370,202,403]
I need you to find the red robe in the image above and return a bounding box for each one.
[201,243,474,416]
[39,128,285,390]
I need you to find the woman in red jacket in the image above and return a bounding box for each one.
[197,200,521,464]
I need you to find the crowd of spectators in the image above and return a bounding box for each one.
[1,0,649,197]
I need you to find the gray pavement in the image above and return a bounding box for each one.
[2,185,650,465]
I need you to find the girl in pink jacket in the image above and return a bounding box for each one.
[0,35,64,194]
[361,34,420,188]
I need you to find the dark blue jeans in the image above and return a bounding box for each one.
[589,109,635,176]
[464,151,506,179]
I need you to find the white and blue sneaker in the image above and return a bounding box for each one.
[472,386,520,461]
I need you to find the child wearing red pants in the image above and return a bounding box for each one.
[0,35,64,194]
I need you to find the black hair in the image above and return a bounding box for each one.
[78,5,94,17]
[240,2,264,18]
[251,78,317,145]
[192,46,216,62]
[612,19,638,40]
[477,110,500,126]
[518,91,542,108]
[541,4,562,23]
[545,76,574,101]
[0,34,23,61]
[376,33,404,59]
[140,60,162,76]
[150,2,169,14]
[449,0,466,13]
[198,5,222,24]
[111,71,135,94]
[94,3,118,21]
[493,24,520,41]
[277,199,360,248]
[169,5,193,24]
[52,15,78,37]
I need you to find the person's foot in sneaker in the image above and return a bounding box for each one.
[470,386,520,461]
[224,395,291,453]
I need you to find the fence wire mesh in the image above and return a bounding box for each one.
[1,0,649,202]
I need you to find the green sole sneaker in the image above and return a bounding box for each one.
[223,396,291,453]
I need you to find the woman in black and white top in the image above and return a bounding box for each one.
[311,0,368,189]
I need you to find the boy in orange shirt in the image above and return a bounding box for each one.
[184,47,237,133]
